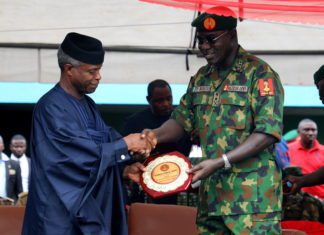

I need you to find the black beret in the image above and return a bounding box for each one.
[61,32,105,65]
[192,6,237,32]
[314,65,324,85]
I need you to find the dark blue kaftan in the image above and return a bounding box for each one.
[22,84,131,235]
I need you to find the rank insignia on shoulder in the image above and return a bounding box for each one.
[259,78,274,96]
[223,85,248,92]
[193,86,211,93]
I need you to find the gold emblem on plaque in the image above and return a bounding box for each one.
[152,162,180,184]
[143,155,190,192]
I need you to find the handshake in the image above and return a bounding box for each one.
[122,129,158,183]
[123,129,157,158]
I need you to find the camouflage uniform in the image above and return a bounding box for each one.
[283,192,324,223]
[283,166,324,223]
[171,46,284,234]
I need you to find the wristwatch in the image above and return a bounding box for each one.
[222,154,232,170]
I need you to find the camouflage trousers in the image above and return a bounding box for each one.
[197,212,282,235]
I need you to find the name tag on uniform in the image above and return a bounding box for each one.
[9,169,16,176]
[193,86,211,93]
[223,85,248,92]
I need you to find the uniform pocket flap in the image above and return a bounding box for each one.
[220,97,246,106]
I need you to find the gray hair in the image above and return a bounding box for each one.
[57,46,82,71]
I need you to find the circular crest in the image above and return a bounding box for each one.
[203,17,216,30]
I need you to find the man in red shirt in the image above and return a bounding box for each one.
[288,118,324,199]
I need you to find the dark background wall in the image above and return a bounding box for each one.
[0,104,323,157]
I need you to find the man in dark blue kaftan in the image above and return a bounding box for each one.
[22,32,152,235]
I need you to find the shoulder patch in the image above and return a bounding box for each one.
[259,78,274,96]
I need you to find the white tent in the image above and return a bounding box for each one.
[0,0,324,106]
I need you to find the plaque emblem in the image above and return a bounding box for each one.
[140,151,193,198]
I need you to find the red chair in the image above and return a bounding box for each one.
[0,206,25,235]
[128,203,199,235]
[282,220,324,235]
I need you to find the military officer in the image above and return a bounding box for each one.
[143,6,284,234]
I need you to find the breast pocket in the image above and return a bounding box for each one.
[220,95,247,130]
[192,93,213,129]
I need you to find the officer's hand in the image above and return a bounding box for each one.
[123,162,146,183]
[187,159,222,183]
[141,129,157,151]
[123,133,155,157]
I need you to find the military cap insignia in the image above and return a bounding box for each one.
[259,78,274,96]
[203,17,216,30]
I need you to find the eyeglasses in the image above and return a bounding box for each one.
[197,31,228,45]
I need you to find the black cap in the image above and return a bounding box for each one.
[314,65,324,85]
[60,32,105,65]
[192,6,237,32]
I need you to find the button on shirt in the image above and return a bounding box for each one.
[0,153,10,197]
[11,154,29,192]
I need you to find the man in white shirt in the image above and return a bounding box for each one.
[10,134,30,192]
[0,135,22,202]
[0,136,8,199]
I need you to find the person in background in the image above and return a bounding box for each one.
[10,134,31,193]
[282,166,324,223]
[314,64,324,104]
[288,119,324,199]
[123,79,192,157]
[274,129,299,172]
[286,167,324,196]
[143,6,284,234]
[284,67,324,196]
[0,135,22,203]
[274,138,290,170]
[22,32,155,235]
[123,79,192,205]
